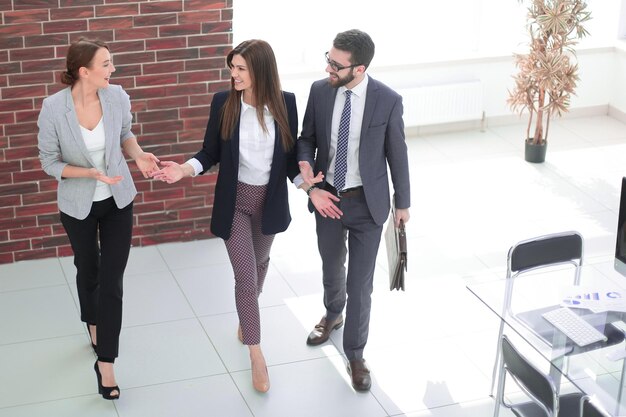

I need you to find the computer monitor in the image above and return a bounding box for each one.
[615,177,626,275]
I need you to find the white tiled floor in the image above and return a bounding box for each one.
[1,115,626,416]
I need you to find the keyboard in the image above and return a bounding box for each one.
[542,307,608,347]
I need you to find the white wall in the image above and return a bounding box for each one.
[612,44,626,115]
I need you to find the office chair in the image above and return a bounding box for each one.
[490,231,625,397]
[580,395,611,417]
[494,334,583,417]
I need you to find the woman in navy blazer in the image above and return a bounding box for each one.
[37,39,159,400]
[153,39,306,393]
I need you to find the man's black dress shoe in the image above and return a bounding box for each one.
[347,359,372,391]
[306,315,344,346]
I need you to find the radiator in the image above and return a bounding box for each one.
[399,80,484,126]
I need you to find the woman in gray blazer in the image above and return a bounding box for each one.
[37,38,159,400]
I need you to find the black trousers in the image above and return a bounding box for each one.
[60,197,133,362]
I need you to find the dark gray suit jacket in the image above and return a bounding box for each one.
[297,76,410,225]
[37,85,137,220]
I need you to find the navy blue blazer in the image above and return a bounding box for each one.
[193,90,299,240]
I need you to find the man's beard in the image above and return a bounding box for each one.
[328,71,355,88]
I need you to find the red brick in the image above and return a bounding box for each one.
[136,219,195,234]
[47,83,67,96]
[142,120,184,134]
[178,206,210,220]
[4,145,39,160]
[56,245,73,258]
[208,81,229,93]
[6,122,39,136]
[146,37,187,50]
[21,158,42,171]
[159,23,201,37]
[25,33,70,47]
[178,70,220,84]
[16,202,58,217]
[0,23,43,37]
[181,118,207,131]
[22,190,56,205]
[127,86,166,100]
[0,215,37,230]
[142,61,185,76]
[0,113,16,125]
[0,37,25,50]
[10,47,55,62]
[95,3,138,17]
[133,13,177,27]
[137,210,179,225]
[14,110,39,123]
[44,20,89,34]
[89,16,133,30]
[31,234,71,249]
[190,94,212,106]
[136,133,176,147]
[38,179,59,192]
[142,187,184,202]
[140,1,182,14]
[0,51,8,62]
[2,85,46,99]
[146,95,188,110]
[21,58,65,73]
[184,57,225,72]
[180,105,209,118]
[135,73,178,87]
[0,253,15,264]
[62,0,103,6]
[9,72,54,87]
[4,9,49,24]
[111,77,135,90]
[178,129,205,142]
[136,109,179,123]
[0,239,31,253]
[133,201,165,214]
[0,62,22,75]
[164,195,205,210]
[156,48,198,62]
[188,33,230,48]
[10,225,53,240]
[0,194,21,206]
[199,45,231,59]
[202,21,231,34]
[14,0,59,9]
[179,10,221,23]
[109,40,145,53]
[114,51,156,65]
[37,212,61,226]
[165,83,207,96]
[115,27,158,41]
[184,0,227,11]
[0,76,6,88]
[112,64,141,78]
[130,99,147,112]
[50,6,94,20]
[13,169,50,182]
[68,30,114,42]
[14,247,58,262]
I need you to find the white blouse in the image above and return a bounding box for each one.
[80,117,112,201]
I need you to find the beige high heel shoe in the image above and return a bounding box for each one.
[249,345,270,393]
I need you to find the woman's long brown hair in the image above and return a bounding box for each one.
[220,39,294,150]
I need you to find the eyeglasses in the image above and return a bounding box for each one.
[325,52,362,72]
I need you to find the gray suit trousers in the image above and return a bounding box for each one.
[315,192,383,360]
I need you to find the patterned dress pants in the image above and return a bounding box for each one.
[224,181,274,345]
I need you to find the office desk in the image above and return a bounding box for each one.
[467,261,626,416]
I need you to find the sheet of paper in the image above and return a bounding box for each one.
[560,286,626,313]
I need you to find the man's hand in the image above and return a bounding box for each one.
[395,208,410,227]
[310,188,343,219]
[298,161,324,186]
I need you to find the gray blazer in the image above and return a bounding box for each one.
[37,85,137,220]
[297,76,411,226]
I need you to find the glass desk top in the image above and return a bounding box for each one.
[467,260,626,416]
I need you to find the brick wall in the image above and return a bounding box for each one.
[0,0,233,264]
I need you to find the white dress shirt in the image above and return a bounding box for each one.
[327,74,369,190]
[187,97,274,185]
[80,117,112,201]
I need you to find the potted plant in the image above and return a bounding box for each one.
[507,0,591,163]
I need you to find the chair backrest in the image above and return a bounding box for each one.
[501,334,558,416]
[580,395,610,417]
[508,231,583,275]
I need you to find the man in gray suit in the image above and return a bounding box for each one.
[297,29,411,392]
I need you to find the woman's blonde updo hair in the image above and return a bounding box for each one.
[61,38,109,86]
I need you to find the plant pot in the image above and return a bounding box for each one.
[524,139,547,163]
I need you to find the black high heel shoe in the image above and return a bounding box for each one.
[86,323,96,351]
[94,361,120,400]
